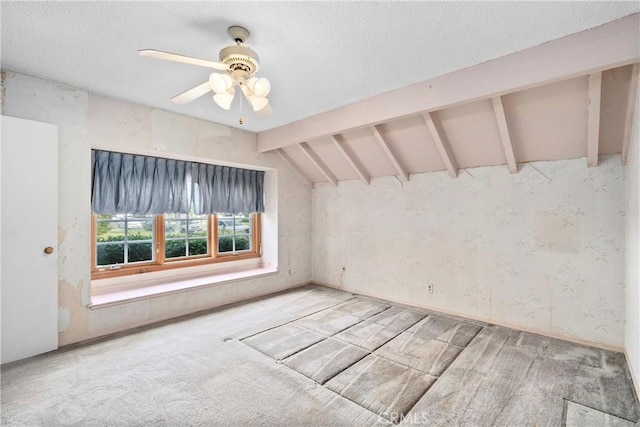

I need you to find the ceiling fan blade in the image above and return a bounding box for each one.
[255,103,274,117]
[248,96,269,112]
[171,81,212,104]
[139,49,228,71]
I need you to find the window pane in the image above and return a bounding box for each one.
[96,214,125,242]
[127,215,154,237]
[96,215,118,241]
[188,239,208,256]
[128,229,152,241]
[126,215,154,264]
[165,239,187,259]
[218,218,234,235]
[235,236,250,251]
[187,220,207,238]
[218,236,233,253]
[141,219,154,232]
[217,214,253,254]
[97,243,124,266]
[165,212,209,260]
[165,220,186,238]
[107,223,126,240]
[236,214,251,233]
[128,242,153,263]
[95,213,155,268]
[98,223,125,241]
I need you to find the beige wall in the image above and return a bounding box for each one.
[312,156,626,348]
[1,71,312,346]
[0,69,633,354]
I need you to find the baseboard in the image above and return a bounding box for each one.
[625,349,640,400]
[313,280,625,353]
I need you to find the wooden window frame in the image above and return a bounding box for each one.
[91,213,261,280]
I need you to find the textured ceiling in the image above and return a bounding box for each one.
[1,2,639,132]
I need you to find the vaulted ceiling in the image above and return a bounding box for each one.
[259,15,640,186]
[272,64,638,187]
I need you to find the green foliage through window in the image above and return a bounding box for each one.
[97,233,153,266]
[94,213,258,272]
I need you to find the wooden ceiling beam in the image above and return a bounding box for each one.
[423,112,458,178]
[370,125,409,182]
[587,72,602,167]
[299,142,338,187]
[622,63,639,166]
[276,149,314,188]
[491,96,518,173]
[257,15,639,152]
[330,135,370,184]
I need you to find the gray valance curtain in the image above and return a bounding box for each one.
[91,150,264,215]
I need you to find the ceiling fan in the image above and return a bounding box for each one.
[139,26,271,116]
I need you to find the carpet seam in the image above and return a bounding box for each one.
[238,296,358,341]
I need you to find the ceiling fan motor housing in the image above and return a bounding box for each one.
[219,45,260,76]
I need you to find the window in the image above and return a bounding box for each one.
[91,150,265,279]
[218,214,253,254]
[92,213,261,279]
[95,214,155,267]
[164,212,209,259]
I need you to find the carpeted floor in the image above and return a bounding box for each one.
[1,285,638,426]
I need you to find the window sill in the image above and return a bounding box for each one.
[89,265,278,309]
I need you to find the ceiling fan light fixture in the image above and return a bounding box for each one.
[213,92,234,110]
[209,73,233,94]
[141,25,274,118]
[247,77,270,98]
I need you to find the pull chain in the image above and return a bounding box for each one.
[238,88,244,125]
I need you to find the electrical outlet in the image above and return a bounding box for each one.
[427,284,434,294]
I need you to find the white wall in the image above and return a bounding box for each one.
[312,156,626,348]
[1,71,312,346]
[625,77,640,393]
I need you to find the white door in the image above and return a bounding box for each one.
[1,115,58,364]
